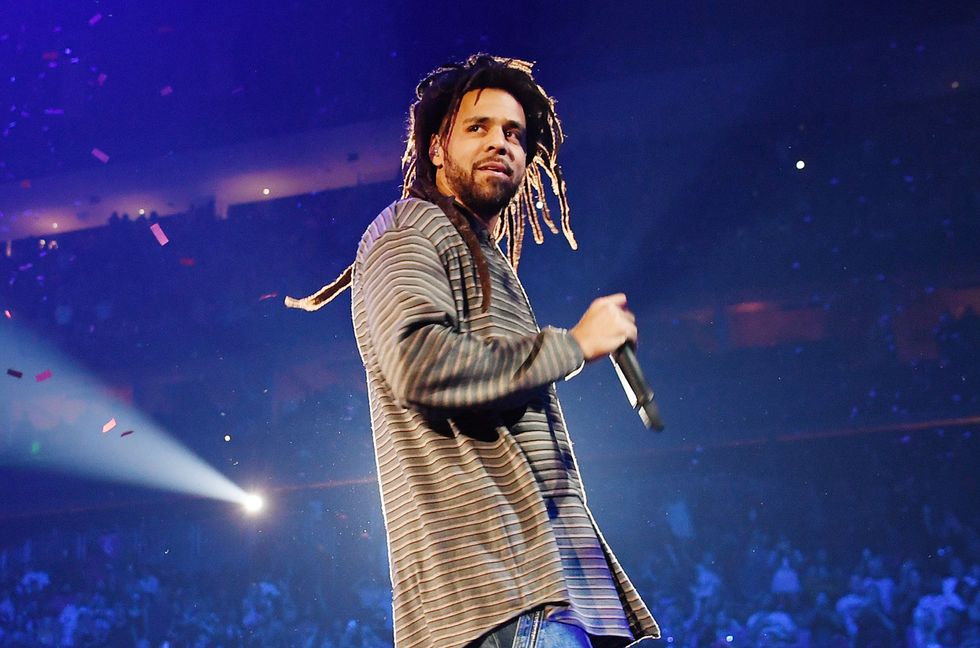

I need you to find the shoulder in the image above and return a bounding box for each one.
[356,198,459,261]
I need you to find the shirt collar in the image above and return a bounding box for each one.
[451,198,493,244]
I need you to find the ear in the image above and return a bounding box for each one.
[428,134,444,168]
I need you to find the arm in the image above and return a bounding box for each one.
[358,225,584,411]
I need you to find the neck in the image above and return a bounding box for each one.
[426,183,499,233]
[453,200,498,234]
[468,208,499,233]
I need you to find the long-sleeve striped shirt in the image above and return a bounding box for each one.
[350,197,660,648]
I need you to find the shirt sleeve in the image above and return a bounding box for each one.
[358,225,585,411]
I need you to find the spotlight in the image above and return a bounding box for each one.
[795,160,806,170]
[262,188,271,196]
[243,493,264,514]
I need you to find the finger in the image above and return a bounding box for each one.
[626,323,638,344]
[605,293,627,306]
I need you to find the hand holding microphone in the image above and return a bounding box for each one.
[570,294,664,431]
[570,293,637,360]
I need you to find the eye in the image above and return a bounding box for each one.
[467,124,483,132]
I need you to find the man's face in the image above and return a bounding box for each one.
[431,87,527,221]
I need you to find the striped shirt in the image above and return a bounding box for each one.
[350,197,659,648]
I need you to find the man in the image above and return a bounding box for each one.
[287,55,659,648]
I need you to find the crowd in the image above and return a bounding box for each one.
[0,493,394,647]
[0,423,977,646]
[619,434,980,647]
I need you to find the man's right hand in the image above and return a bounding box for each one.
[569,293,638,362]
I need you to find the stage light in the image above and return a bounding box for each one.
[138,208,146,215]
[262,188,271,196]
[796,160,806,170]
[243,493,264,514]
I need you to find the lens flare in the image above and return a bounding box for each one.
[243,493,264,514]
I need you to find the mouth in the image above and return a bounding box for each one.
[476,162,512,179]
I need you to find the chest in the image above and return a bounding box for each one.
[446,240,540,339]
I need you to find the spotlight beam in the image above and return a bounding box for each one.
[1,322,255,509]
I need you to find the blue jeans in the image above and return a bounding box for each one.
[468,609,657,648]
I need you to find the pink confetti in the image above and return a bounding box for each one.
[91,148,109,163]
[120,430,134,437]
[35,369,52,382]
[3,310,11,319]
[88,13,103,26]
[97,72,107,86]
[149,223,169,246]
[258,292,279,301]
[160,85,173,96]
[102,418,117,434]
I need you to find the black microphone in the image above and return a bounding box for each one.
[610,342,664,431]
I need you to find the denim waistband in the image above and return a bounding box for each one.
[511,609,593,648]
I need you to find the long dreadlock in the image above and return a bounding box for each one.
[285,54,576,313]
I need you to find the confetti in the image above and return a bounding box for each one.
[120,430,135,437]
[160,85,173,96]
[7,369,23,378]
[43,108,64,115]
[88,13,103,26]
[178,257,196,267]
[97,72,107,86]
[20,179,31,189]
[150,223,169,246]
[259,292,279,301]
[35,369,52,382]
[42,51,59,61]
[3,310,11,319]
[91,148,110,163]
[102,418,117,434]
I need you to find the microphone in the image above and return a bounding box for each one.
[610,342,665,431]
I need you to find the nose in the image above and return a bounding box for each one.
[486,126,509,154]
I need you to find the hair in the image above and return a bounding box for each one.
[284,54,576,313]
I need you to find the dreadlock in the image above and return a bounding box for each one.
[285,54,575,313]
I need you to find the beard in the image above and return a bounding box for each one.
[443,155,522,220]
